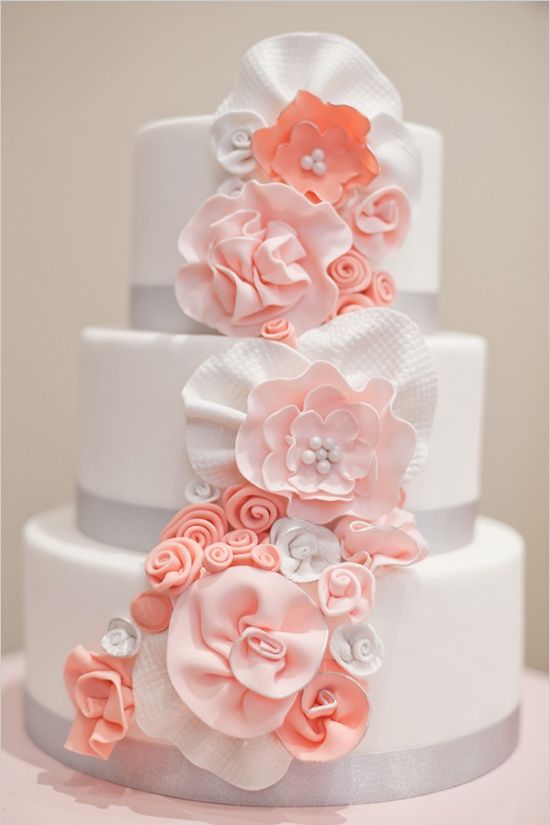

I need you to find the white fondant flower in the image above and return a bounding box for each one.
[133,631,293,790]
[216,176,246,197]
[215,33,403,123]
[211,110,266,176]
[184,478,220,505]
[329,622,384,677]
[182,309,437,501]
[100,618,141,658]
[270,517,341,582]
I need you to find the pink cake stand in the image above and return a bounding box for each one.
[2,654,548,825]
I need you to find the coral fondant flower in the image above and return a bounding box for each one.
[336,507,428,573]
[166,566,328,738]
[369,270,396,306]
[328,248,372,294]
[340,185,411,261]
[160,503,227,548]
[261,318,297,347]
[270,517,341,583]
[203,542,234,573]
[329,622,384,678]
[176,180,351,336]
[318,562,375,622]
[130,592,173,634]
[250,543,282,571]
[236,360,416,523]
[252,91,378,204]
[145,538,203,596]
[64,646,134,759]
[222,482,286,537]
[276,671,369,761]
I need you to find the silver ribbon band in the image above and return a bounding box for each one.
[130,286,438,335]
[24,693,519,807]
[77,486,477,554]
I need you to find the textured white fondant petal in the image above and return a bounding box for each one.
[183,340,311,488]
[133,632,293,791]
[297,309,437,481]
[368,113,423,204]
[216,33,402,123]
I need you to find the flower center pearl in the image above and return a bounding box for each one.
[300,435,343,474]
[300,147,327,176]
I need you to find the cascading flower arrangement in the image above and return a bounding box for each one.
[63,308,437,790]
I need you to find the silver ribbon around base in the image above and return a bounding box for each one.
[130,286,439,335]
[25,694,519,807]
[77,485,477,555]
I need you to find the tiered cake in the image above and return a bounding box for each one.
[23,33,524,807]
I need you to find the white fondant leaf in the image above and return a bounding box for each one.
[133,632,293,791]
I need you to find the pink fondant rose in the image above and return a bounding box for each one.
[236,360,416,524]
[336,507,428,574]
[369,270,396,306]
[318,562,375,622]
[222,482,286,538]
[276,671,369,761]
[328,248,372,293]
[145,538,203,596]
[160,503,227,548]
[252,91,378,205]
[176,180,351,336]
[166,566,328,738]
[64,646,134,759]
[261,318,297,348]
[341,185,411,261]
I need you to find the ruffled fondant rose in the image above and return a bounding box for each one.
[166,566,328,738]
[328,248,372,293]
[145,538,203,596]
[222,482,286,537]
[336,507,428,573]
[64,646,134,759]
[276,671,369,761]
[270,517,341,583]
[341,185,411,261]
[329,621,384,677]
[261,318,297,348]
[318,562,375,623]
[211,110,266,176]
[251,91,378,205]
[160,503,227,548]
[176,180,351,337]
[236,360,417,524]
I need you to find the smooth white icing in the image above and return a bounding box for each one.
[77,327,485,516]
[130,117,442,328]
[24,508,523,753]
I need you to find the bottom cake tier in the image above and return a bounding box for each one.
[23,507,524,806]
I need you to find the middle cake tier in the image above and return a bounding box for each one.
[77,327,486,553]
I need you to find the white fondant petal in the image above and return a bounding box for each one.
[271,517,342,582]
[329,621,385,677]
[296,309,437,482]
[368,113,422,204]
[133,632,293,791]
[216,33,402,123]
[183,340,311,488]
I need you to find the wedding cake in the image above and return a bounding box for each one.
[23,33,524,807]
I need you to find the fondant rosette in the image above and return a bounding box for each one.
[205,32,422,326]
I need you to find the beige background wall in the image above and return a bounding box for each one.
[2,1,548,670]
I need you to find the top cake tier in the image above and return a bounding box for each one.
[130,33,443,335]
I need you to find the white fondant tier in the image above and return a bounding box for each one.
[130,117,442,334]
[24,507,523,755]
[76,326,485,550]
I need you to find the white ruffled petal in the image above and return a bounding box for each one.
[216,33,402,123]
[271,517,342,582]
[211,110,266,176]
[368,113,422,204]
[134,632,293,791]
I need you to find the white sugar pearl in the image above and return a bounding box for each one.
[308,435,323,450]
[328,447,343,463]
[301,449,316,465]
[322,437,335,450]
[311,148,325,162]
[300,154,314,171]
[316,448,328,460]
[317,460,332,475]
[313,161,327,176]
